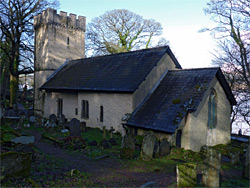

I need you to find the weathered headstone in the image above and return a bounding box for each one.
[159,139,171,157]
[202,147,221,187]
[11,136,35,145]
[120,132,135,159]
[80,121,86,132]
[6,109,17,117]
[153,140,160,158]
[49,114,57,123]
[1,152,32,178]
[46,114,57,127]
[140,131,157,161]
[69,118,81,137]
[243,144,250,179]
[100,139,111,149]
[229,150,240,165]
[109,126,115,138]
[29,116,36,123]
[58,113,65,125]
[177,163,197,187]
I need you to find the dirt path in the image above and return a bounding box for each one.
[32,132,176,187]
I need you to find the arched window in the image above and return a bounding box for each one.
[208,89,217,129]
[100,105,104,122]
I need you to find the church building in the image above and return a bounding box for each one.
[34,8,236,152]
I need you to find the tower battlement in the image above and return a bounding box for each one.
[34,8,86,31]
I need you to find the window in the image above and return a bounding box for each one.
[100,105,104,122]
[67,37,69,46]
[75,108,78,115]
[208,89,217,129]
[81,100,89,119]
[57,98,63,115]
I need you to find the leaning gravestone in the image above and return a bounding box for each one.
[243,144,250,179]
[120,131,135,160]
[177,163,197,187]
[202,147,221,187]
[140,131,157,161]
[159,139,171,157]
[69,118,81,137]
[11,136,35,145]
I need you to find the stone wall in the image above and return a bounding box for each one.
[132,54,179,110]
[34,8,86,116]
[181,77,231,151]
[43,91,133,135]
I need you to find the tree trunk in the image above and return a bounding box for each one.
[10,73,18,107]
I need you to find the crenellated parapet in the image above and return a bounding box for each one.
[34,8,86,31]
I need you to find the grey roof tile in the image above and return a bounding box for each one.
[41,46,181,92]
[126,68,225,133]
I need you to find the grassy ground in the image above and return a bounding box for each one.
[1,122,249,187]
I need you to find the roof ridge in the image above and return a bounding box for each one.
[73,45,170,61]
[169,67,220,72]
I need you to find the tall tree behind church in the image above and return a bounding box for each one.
[203,0,250,128]
[0,0,59,106]
[86,9,169,56]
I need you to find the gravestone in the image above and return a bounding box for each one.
[58,113,65,125]
[243,144,250,179]
[49,114,57,123]
[1,152,32,178]
[153,140,160,158]
[29,116,36,123]
[120,131,135,159]
[177,163,197,187]
[109,126,115,138]
[11,136,35,145]
[6,109,17,117]
[80,121,86,132]
[69,118,81,137]
[202,147,221,187]
[140,131,157,161]
[159,139,171,157]
[229,150,240,165]
[46,114,57,127]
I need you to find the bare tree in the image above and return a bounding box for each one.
[0,0,59,106]
[203,0,250,129]
[86,9,168,56]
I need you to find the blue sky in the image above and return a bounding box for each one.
[59,0,216,68]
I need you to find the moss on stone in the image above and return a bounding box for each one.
[172,98,181,104]
[177,163,197,187]
[1,152,32,178]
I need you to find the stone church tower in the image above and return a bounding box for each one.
[34,8,86,116]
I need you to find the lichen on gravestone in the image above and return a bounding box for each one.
[177,163,197,187]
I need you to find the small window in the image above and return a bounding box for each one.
[75,108,78,115]
[67,37,69,46]
[57,98,63,115]
[81,100,89,119]
[208,89,217,129]
[100,105,104,122]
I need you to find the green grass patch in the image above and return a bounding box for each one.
[221,178,250,187]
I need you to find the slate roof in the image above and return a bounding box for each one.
[126,68,236,133]
[41,46,182,92]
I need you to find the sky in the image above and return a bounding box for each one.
[58,0,217,68]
